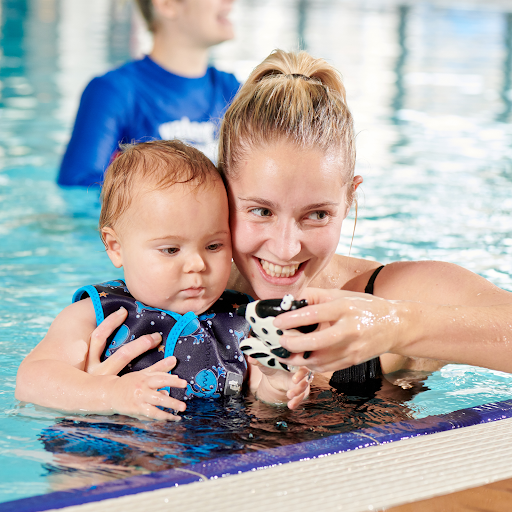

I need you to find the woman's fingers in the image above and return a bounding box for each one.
[278,324,335,353]
[273,294,359,331]
[90,332,162,376]
[287,391,308,410]
[147,356,179,374]
[88,307,128,365]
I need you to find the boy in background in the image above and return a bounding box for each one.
[58,0,240,187]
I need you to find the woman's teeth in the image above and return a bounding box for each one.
[260,259,300,277]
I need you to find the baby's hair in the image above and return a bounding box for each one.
[218,49,356,196]
[99,139,218,244]
[135,0,155,31]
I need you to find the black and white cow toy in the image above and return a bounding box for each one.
[236,294,318,372]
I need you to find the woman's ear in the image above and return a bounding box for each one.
[353,175,363,192]
[102,227,123,268]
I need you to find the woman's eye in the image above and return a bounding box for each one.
[161,247,179,255]
[307,211,329,221]
[250,207,273,217]
[207,243,222,251]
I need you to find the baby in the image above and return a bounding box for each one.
[16,140,310,420]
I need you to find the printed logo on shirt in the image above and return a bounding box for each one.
[159,117,217,162]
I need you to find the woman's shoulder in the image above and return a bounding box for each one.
[311,254,383,292]
[372,260,508,304]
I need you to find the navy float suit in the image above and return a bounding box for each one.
[73,280,251,402]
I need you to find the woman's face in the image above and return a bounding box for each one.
[228,141,357,300]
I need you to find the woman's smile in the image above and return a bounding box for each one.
[259,258,301,278]
[255,257,305,285]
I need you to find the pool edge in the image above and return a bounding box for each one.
[3,399,512,512]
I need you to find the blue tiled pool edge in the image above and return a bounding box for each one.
[4,399,512,512]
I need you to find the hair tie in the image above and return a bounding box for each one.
[289,73,312,81]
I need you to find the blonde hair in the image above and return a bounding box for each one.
[99,139,217,244]
[218,50,356,195]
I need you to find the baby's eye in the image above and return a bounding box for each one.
[161,247,179,255]
[207,243,222,251]
[250,207,273,217]
[307,211,329,221]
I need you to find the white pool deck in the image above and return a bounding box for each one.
[50,416,512,512]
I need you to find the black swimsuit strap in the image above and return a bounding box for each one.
[329,265,385,394]
[365,265,385,294]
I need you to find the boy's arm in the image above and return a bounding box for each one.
[15,299,187,420]
[57,78,125,188]
[247,359,312,409]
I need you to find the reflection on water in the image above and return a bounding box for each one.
[39,376,427,492]
[1,0,512,503]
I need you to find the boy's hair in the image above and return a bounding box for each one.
[99,139,218,243]
[135,0,155,32]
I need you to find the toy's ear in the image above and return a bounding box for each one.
[102,227,123,268]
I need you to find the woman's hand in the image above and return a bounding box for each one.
[84,307,188,420]
[249,357,313,409]
[272,287,404,373]
[85,307,164,376]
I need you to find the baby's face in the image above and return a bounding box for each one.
[109,177,232,315]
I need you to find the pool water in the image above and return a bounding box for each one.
[1,0,512,505]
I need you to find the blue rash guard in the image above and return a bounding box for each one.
[57,56,240,188]
[73,280,251,402]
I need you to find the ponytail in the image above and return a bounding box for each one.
[218,50,356,188]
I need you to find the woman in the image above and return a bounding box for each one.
[89,49,512,400]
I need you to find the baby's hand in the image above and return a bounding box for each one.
[109,356,187,421]
[250,357,313,409]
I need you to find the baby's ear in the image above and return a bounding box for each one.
[102,227,123,268]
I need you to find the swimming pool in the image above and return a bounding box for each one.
[1,0,512,509]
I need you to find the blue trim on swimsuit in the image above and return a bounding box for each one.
[72,285,105,325]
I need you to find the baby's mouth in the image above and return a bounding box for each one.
[259,258,301,278]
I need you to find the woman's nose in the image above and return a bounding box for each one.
[183,252,206,273]
[268,220,301,262]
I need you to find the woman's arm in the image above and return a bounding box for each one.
[273,261,512,374]
[15,300,187,419]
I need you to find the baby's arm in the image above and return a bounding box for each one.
[247,358,312,409]
[15,299,187,420]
